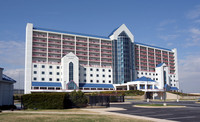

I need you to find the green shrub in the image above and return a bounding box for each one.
[22,93,68,109]
[70,90,88,108]
[86,90,144,96]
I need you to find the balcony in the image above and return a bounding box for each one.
[77,39,87,43]
[156,59,161,61]
[79,58,88,61]
[63,38,74,41]
[140,52,147,55]
[33,34,47,38]
[101,55,112,59]
[169,54,174,56]
[90,50,100,53]
[33,54,46,58]
[101,42,111,46]
[89,54,99,57]
[90,41,99,44]
[90,59,100,62]
[48,51,61,54]
[89,45,99,49]
[48,41,61,45]
[102,60,112,63]
[33,49,46,53]
[77,53,87,57]
[148,61,154,64]
[101,51,112,54]
[101,47,112,50]
[63,42,74,46]
[140,48,147,52]
[148,54,154,57]
[163,53,168,56]
[48,46,61,49]
[149,65,155,68]
[140,56,147,59]
[148,50,154,53]
[76,44,87,47]
[48,36,61,40]
[63,47,74,51]
[141,64,147,67]
[48,55,61,59]
[33,39,46,43]
[163,56,168,59]
[140,60,147,63]
[76,48,87,52]
[156,55,161,57]
[33,44,46,48]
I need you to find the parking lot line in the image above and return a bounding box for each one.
[167,116,196,120]
[148,114,173,117]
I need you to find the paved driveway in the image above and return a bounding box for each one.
[110,101,200,122]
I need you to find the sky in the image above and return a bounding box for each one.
[0,0,200,93]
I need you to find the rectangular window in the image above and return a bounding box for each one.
[90,80,93,82]
[57,78,60,81]
[103,75,105,77]
[57,66,60,69]
[49,66,52,69]
[34,71,37,74]
[90,74,93,77]
[96,74,99,77]
[90,68,93,71]
[42,71,45,74]
[49,72,52,75]
[34,77,37,80]
[108,69,111,72]
[49,78,52,81]
[57,72,60,75]
[34,65,37,68]
[42,78,45,81]
[96,69,99,71]
[42,65,45,68]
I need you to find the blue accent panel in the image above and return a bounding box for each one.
[79,83,114,88]
[170,87,179,91]
[154,86,158,89]
[33,27,110,39]
[32,82,62,87]
[135,42,171,51]
[2,74,16,82]
[156,63,164,67]
[133,76,156,82]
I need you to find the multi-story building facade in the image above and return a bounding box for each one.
[25,23,179,94]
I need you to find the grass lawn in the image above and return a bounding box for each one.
[0,112,150,122]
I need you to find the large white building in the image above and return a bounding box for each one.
[25,23,179,94]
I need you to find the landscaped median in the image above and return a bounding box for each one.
[133,104,186,108]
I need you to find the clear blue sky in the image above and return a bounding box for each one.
[0,0,200,93]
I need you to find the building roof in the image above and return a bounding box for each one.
[156,63,165,67]
[79,83,114,88]
[133,76,156,82]
[170,87,179,91]
[135,42,171,51]
[2,74,16,83]
[32,82,62,87]
[33,27,110,40]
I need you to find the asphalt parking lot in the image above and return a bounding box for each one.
[110,101,200,122]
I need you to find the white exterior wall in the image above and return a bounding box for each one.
[61,53,79,89]
[25,23,33,94]
[172,48,179,89]
[79,66,112,84]
[0,81,14,106]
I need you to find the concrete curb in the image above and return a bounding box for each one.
[133,105,186,108]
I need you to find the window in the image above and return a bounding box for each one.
[103,75,105,77]
[90,80,93,83]
[57,78,60,81]
[149,73,151,75]
[96,80,99,83]
[109,75,111,78]
[156,73,158,76]
[34,65,37,68]
[33,77,37,80]
[141,72,143,75]
[42,65,45,68]
[90,74,93,77]
[96,74,99,77]
[42,78,45,81]
[153,73,155,76]
[137,72,139,74]
[84,79,86,82]
[49,78,52,81]
[90,68,93,71]
[42,71,45,74]
[57,66,60,69]
[49,66,52,69]
[34,71,37,74]
[109,80,111,83]
[49,72,52,75]
[96,69,99,71]
[57,72,60,75]
[84,74,86,76]
[145,73,147,75]
[108,69,111,72]
[102,69,105,72]
[69,62,73,81]
[156,78,158,80]
[84,68,86,71]
[103,80,105,83]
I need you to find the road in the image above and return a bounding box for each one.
[110,101,200,122]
